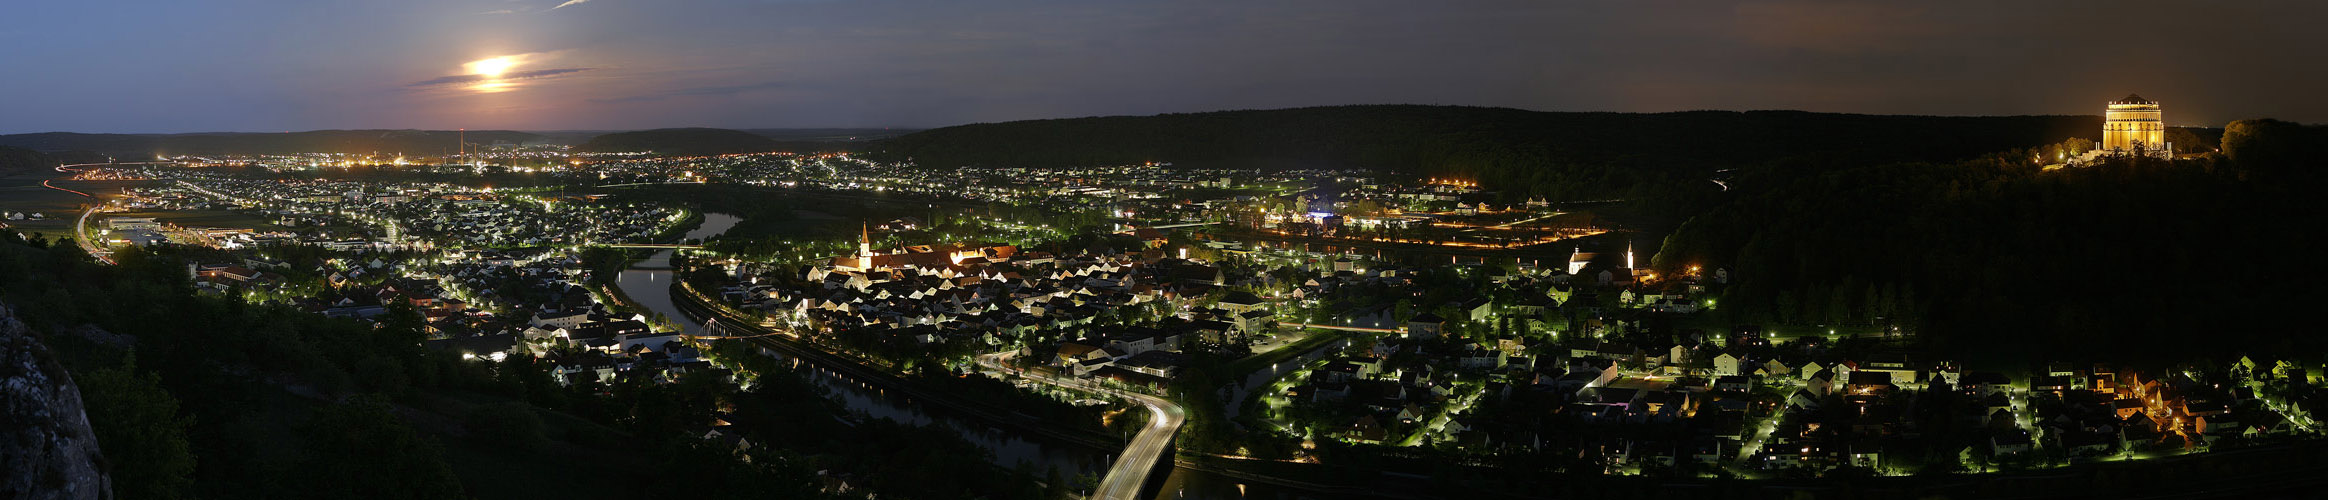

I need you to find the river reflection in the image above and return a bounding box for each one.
[612,212,1107,480]
[613,212,740,335]
[615,212,1337,498]
[771,353,1112,479]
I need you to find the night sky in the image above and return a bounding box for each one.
[3,0,2320,133]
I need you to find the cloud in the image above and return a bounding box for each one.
[480,2,536,15]
[407,68,594,88]
[550,0,591,10]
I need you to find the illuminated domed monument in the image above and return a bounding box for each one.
[2067,93,2172,167]
[2103,94,2166,153]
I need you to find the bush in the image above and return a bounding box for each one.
[462,402,549,452]
[78,361,196,500]
[293,395,464,499]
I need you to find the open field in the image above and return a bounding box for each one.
[600,183,955,240]
[107,209,308,233]
[0,173,332,236]
[0,174,154,236]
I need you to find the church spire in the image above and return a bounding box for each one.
[858,220,874,269]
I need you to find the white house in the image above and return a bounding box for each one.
[1712,353,1741,377]
[530,309,591,330]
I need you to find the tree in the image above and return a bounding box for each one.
[1075,472,1100,495]
[1861,284,1881,327]
[292,395,464,500]
[78,359,196,500]
[1773,291,1798,325]
[1045,468,1070,499]
[461,402,548,452]
[2221,119,2297,165]
[1825,283,1851,326]
[1876,283,1901,327]
[2164,128,2211,153]
[2221,118,2326,179]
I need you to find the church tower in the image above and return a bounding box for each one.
[2103,94,2166,152]
[858,221,874,269]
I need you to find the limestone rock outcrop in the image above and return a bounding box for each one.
[0,304,112,500]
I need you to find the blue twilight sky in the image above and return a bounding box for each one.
[1,0,2321,133]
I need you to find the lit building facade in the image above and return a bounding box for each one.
[857,221,875,270]
[2103,94,2166,152]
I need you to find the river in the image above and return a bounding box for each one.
[614,211,1318,498]
[613,212,1117,482]
[770,351,1115,479]
[615,212,740,334]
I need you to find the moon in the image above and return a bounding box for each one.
[464,56,519,78]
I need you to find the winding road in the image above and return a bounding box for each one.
[48,163,118,264]
[977,353,1184,500]
[75,203,110,265]
[682,283,1181,499]
[1097,391,1182,500]
[42,178,95,198]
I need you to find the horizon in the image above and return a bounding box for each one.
[5,1,2322,134]
[9,2,2328,498]
[0,105,2259,137]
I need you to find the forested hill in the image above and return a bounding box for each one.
[0,130,541,157]
[1649,119,2328,364]
[0,146,56,174]
[573,128,781,156]
[872,105,2105,176]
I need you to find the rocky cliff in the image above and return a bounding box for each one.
[0,304,112,500]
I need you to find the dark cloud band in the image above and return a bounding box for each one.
[407,67,594,88]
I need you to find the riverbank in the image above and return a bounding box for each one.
[608,212,736,335]
[611,211,1131,486]
[671,281,1131,452]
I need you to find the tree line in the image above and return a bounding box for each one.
[0,231,1081,499]
[870,105,2109,204]
[1650,119,2328,364]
